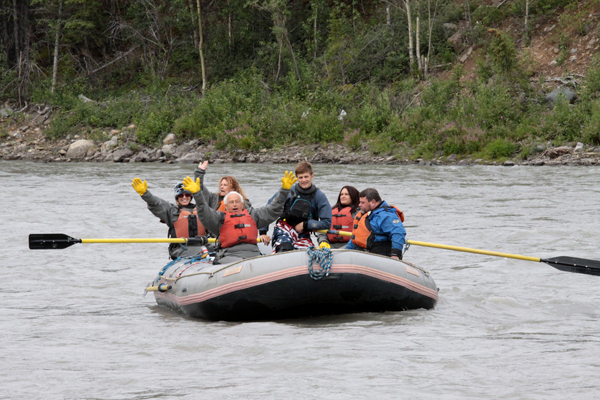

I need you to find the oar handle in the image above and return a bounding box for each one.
[316,229,352,237]
[406,240,541,262]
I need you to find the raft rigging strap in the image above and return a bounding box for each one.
[307,247,333,280]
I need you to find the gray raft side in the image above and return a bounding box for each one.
[153,250,437,313]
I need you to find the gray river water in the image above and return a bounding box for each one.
[1,160,599,399]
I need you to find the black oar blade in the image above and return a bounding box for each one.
[541,256,600,276]
[29,234,82,250]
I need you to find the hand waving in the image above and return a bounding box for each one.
[182,176,201,194]
[281,171,297,190]
[132,178,148,196]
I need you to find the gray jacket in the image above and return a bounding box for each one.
[194,167,252,210]
[192,186,290,263]
[141,191,205,260]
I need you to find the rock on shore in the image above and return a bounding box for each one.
[2,105,600,166]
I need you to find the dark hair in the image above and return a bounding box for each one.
[295,161,313,176]
[333,186,360,212]
[359,188,381,202]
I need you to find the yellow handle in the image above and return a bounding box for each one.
[316,229,352,237]
[406,240,541,262]
[145,283,171,292]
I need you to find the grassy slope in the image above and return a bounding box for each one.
[7,0,600,161]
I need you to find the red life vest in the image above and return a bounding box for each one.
[216,200,226,212]
[351,205,404,250]
[172,208,206,238]
[219,209,259,248]
[327,206,354,243]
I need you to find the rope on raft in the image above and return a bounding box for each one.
[307,247,333,280]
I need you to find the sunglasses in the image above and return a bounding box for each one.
[177,193,192,199]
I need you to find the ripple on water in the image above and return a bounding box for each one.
[1,161,600,399]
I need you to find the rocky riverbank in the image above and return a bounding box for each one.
[2,105,600,166]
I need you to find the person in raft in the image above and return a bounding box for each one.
[317,185,360,249]
[180,171,297,263]
[132,177,207,260]
[259,161,332,252]
[193,161,253,211]
[346,188,406,260]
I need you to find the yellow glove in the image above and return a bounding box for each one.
[319,242,331,249]
[281,171,297,190]
[132,178,147,196]
[182,176,201,194]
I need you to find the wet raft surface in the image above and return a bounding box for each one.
[153,250,438,321]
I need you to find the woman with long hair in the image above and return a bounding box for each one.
[319,185,360,249]
[194,161,252,211]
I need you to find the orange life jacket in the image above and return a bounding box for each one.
[217,200,226,212]
[351,205,404,250]
[327,206,354,242]
[219,209,259,248]
[172,208,207,238]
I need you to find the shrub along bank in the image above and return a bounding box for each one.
[36,55,600,163]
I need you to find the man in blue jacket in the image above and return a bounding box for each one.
[346,188,405,260]
[260,161,332,253]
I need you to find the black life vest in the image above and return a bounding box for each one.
[282,189,315,226]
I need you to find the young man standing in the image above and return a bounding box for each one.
[346,188,405,260]
[260,161,332,252]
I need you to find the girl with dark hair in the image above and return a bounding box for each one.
[319,185,360,249]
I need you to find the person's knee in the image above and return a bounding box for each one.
[275,242,295,253]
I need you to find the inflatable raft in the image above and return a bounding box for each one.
[147,249,438,321]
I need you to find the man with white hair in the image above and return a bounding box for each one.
[181,171,297,263]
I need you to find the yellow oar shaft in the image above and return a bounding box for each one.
[79,237,265,244]
[406,240,541,262]
[81,238,218,244]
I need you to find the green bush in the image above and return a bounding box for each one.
[486,138,517,158]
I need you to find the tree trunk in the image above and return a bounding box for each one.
[12,0,19,61]
[416,16,421,71]
[2,1,10,59]
[426,0,438,78]
[386,4,391,26]
[20,0,30,100]
[188,0,198,47]
[313,5,317,60]
[524,0,530,45]
[464,0,472,43]
[51,0,63,93]
[405,0,414,71]
[196,0,206,93]
[227,0,232,48]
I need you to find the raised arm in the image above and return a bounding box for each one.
[132,177,177,225]
[182,176,222,235]
[251,172,296,228]
[194,161,220,209]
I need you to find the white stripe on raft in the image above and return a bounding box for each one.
[157,264,438,306]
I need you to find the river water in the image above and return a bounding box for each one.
[1,160,599,399]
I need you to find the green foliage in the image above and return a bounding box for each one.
[486,138,517,158]
[472,5,506,26]
[488,31,517,74]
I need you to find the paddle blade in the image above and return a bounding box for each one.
[29,234,82,250]
[541,256,600,276]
